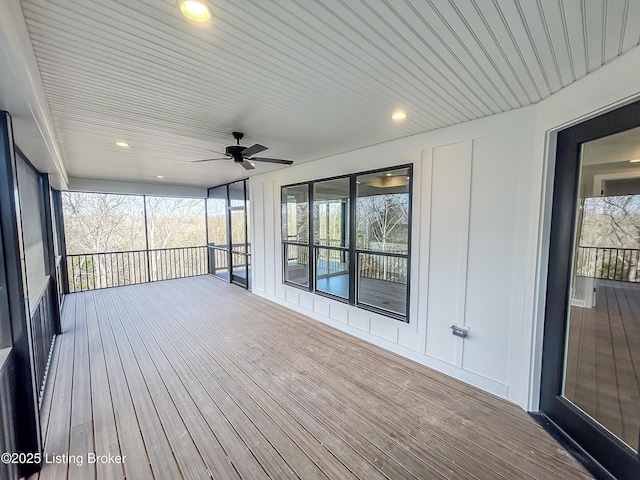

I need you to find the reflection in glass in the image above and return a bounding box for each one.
[355,168,410,316]
[284,244,309,287]
[356,168,409,253]
[313,178,349,247]
[315,247,349,298]
[281,185,309,243]
[357,253,407,315]
[563,127,640,451]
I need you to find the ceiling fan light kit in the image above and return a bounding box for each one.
[191,132,294,170]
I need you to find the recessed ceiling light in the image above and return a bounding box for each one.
[179,0,211,23]
[630,158,640,163]
[115,141,130,148]
[250,162,256,166]
[386,173,392,177]
[391,111,407,121]
[156,175,165,179]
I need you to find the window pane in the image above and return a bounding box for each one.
[284,244,309,286]
[207,186,227,246]
[281,185,309,243]
[315,247,349,298]
[246,185,251,247]
[357,253,407,315]
[313,178,349,247]
[229,181,245,208]
[17,156,47,302]
[231,210,246,248]
[562,127,640,451]
[356,168,410,253]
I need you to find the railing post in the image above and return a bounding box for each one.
[143,196,151,282]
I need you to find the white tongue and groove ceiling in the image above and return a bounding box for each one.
[19,0,640,188]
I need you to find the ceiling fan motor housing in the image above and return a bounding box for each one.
[225,145,246,158]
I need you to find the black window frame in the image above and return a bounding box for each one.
[281,164,413,322]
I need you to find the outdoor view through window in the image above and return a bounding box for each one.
[282,166,411,320]
[563,126,640,451]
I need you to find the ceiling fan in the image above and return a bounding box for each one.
[191,132,294,170]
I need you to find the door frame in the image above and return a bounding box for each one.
[540,99,640,479]
[207,178,251,289]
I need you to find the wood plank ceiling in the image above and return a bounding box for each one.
[19,0,640,187]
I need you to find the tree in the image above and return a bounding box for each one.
[577,194,640,281]
[62,192,208,290]
[356,193,409,253]
[62,192,145,254]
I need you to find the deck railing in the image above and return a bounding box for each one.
[67,245,208,292]
[576,246,640,283]
[208,243,251,275]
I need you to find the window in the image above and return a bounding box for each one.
[356,168,410,316]
[281,165,412,321]
[314,178,350,298]
[281,184,310,287]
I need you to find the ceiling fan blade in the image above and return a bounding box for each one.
[240,160,255,170]
[240,144,268,157]
[190,157,228,163]
[250,157,294,165]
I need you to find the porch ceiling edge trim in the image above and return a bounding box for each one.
[66,176,208,198]
[0,0,67,188]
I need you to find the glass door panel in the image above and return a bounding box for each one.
[207,180,250,289]
[562,127,640,452]
[541,102,640,480]
[229,181,249,287]
[207,186,230,281]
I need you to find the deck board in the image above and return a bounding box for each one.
[35,275,591,479]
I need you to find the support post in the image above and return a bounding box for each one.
[143,195,151,282]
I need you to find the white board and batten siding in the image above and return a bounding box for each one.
[250,45,640,411]
[250,106,533,405]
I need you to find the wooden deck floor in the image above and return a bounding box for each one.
[32,276,590,480]
[565,279,640,450]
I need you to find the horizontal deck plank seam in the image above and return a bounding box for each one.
[136,281,429,480]
[102,287,212,480]
[118,283,335,480]
[110,285,268,480]
[35,277,592,480]
[167,277,588,479]
[178,276,588,477]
